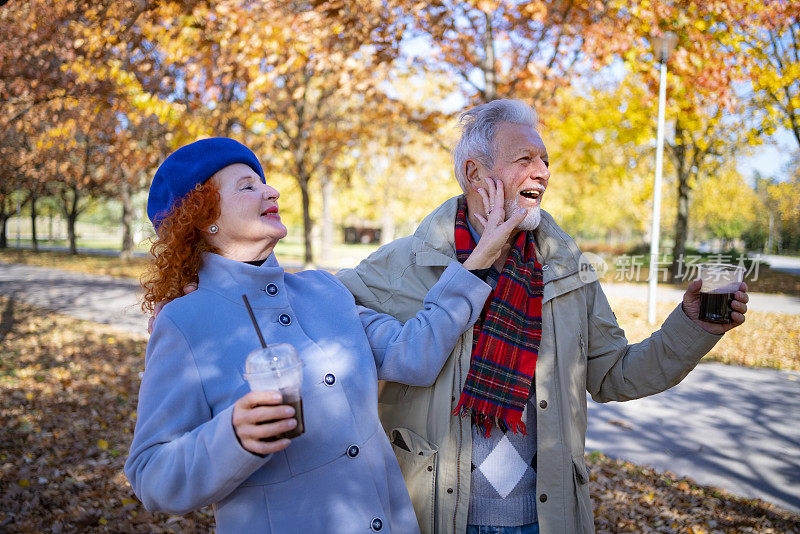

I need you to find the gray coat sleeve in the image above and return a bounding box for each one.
[357,262,490,386]
[124,314,268,514]
[585,282,723,403]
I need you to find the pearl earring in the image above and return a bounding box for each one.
[208,224,219,234]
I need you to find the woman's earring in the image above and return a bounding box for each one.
[208,224,219,234]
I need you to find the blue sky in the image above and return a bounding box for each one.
[737,128,797,182]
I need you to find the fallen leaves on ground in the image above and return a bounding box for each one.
[1,296,798,532]
[610,297,800,370]
[587,451,800,533]
[0,296,213,532]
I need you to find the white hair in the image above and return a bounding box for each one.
[452,99,539,193]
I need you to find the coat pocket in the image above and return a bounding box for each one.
[571,455,593,533]
[389,428,437,534]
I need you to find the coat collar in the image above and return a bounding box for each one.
[198,252,289,308]
[410,196,584,285]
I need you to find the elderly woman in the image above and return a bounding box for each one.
[124,138,525,533]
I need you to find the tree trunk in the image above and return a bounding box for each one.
[67,213,78,255]
[670,170,690,282]
[62,185,81,255]
[120,181,135,260]
[0,198,10,249]
[0,216,7,249]
[481,11,497,102]
[48,204,54,241]
[299,174,313,267]
[320,176,334,265]
[30,194,38,252]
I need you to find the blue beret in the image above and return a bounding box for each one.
[147,137,265,228]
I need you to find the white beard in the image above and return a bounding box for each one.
[506,198,542,231]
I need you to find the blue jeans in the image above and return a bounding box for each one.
[466,524,539,534]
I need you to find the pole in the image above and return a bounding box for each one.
[15,196,21,249]
[647,60,668,325]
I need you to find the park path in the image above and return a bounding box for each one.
[0,260,798,513]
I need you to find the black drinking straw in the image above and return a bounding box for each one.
[241,294,267,349]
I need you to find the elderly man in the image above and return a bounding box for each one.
[336,99,748,534]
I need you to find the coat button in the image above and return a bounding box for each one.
[279,314,291,325]
[265,283,278,295]
[446,488,453,494]
[370,518,383,531]
[324,373,335,386]
[539,400,547,409]
[539,493,548,502]
[427,466,433,472]
[347,445,359,458]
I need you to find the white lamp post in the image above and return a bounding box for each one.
[647,31,678,325]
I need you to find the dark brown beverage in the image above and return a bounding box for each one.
[258,396,305,440]
[279,397,304,439]
[699,291,735,324]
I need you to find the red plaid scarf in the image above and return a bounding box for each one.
[452,196,543,436]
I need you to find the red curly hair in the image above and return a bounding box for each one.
[141,181,221,315]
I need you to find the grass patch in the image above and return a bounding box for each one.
[0,249,149,279]
[0,236,382,279]
[610,297,800,371]
[1,296,799,532]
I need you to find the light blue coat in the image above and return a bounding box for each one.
[124,252,490,533]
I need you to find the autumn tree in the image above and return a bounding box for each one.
[1,0,187,254]
[545,80,657,242]
[402,0,619,106]
[614,1,766,280]
[738,1,800,149]
[691,166,759,248]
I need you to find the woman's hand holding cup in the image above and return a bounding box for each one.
[232,390,296,456]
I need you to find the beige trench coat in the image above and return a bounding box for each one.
[337,197,721,534]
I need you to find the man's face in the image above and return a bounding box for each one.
[488,122,550,231]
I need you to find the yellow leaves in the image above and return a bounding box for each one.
[96,439,109,451]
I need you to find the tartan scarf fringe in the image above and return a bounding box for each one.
[452,405,528,438]
[451,196,543,436]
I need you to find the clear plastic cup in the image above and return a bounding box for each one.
[244,343,304,438]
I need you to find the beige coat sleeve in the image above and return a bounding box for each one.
[584,281,723,403]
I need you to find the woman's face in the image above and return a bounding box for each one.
[206,163,287,259]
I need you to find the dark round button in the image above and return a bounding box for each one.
[266,284,278,296]
[347,445,359,458]
[427,466,433,472]
[539,400,548,409]
[279,314,291,325]
[324,373,335,386]
[539,493,548,503]
[370,518,383,532]
[446,488,453,494]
